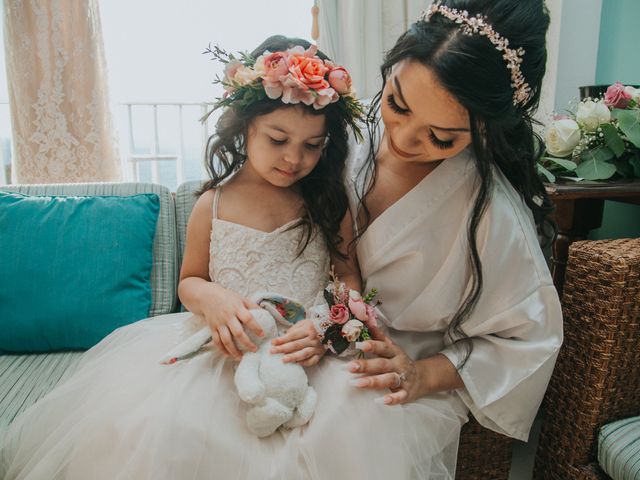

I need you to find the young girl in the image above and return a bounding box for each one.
[0,36,387,479]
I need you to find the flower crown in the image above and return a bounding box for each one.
[421,2,532,107]
[203,44,365,140]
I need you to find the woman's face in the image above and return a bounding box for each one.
[380,59,472,165]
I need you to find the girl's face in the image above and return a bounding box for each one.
[380,59,472,166]
[244,106,327,188]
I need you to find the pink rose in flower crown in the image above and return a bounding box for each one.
[604,82,632,109]
[348,290,368,322]
[287,45,330,91]
[330,304,349,324]
[328,67,352,95]
[260,51,290,99]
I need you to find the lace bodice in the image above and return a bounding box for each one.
[208,190,330,309]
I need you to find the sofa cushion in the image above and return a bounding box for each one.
[175,180,205,265]
[0,183,179,318]
[0,191,160,351]
[598,416,640,480]
[0,352,83,438]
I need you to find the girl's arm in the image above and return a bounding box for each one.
[331,209,363,293]
[178,190,263,359]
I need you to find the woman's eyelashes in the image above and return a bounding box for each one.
[386,94,410,115]
[428,131,454,150]
[386,95,455,150]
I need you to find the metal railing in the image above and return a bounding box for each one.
[0,101,215,189]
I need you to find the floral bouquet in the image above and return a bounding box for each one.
[312,275,379,357]
[538,82,640,182]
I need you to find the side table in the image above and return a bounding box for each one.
[546,179,640,297]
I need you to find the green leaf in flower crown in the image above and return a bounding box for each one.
[537,163,556,182]
[600,123,626,157]
[575,147,617,180]
[615,109,640,148]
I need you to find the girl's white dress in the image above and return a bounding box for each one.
[0,188,464,479]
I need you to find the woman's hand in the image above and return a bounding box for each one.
[202,288,263,361]
[270,319,326,367]
[346,325,424,405]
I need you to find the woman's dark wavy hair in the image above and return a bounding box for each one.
[360,0,555,366]
[199,35,351,259]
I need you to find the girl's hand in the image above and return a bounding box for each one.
[202,289,263,360]
[346,325,423,405]
[270,319,326,367]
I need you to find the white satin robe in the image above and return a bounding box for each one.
[347,136,563,441]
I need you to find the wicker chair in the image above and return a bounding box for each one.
[533,238,640,480]
[456,417,513,479]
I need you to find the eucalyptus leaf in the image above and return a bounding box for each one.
[579,146,615,163]
[613,158,633,178]
[543,157,578,171]
[629,153,640,177]
[537,163,556,183]
[616,109,640,148]
[601,123,626,157]
[575,152,617,180]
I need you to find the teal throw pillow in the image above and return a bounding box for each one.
[0,191,160,352]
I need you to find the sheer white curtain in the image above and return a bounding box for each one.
[3,0,120,183]
[318,0,427,100]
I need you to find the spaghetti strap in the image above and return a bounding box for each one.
[212,187,221,220]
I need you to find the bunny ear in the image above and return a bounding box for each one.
[258,295,307,327]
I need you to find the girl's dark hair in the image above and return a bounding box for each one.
[360,0,555,365]
[199,35,350,259]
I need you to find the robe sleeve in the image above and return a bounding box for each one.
[439,180,563,441]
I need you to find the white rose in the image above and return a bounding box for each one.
[576,100,611,131]
[624,86,640,103]
[233,65,260,85]
[341,319,364,343]
[544,119,581,157]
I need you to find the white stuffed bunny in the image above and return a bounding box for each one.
[234,308,317,438]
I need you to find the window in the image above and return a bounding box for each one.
[100,0,313,190]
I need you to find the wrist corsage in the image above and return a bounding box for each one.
[312,275,379,357]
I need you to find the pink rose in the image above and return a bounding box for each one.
[348,290,368,322]
[261,51,290,99]
[341,319,364,342]
[328,67,352,94]
[604,82,632,109]
[364,304,378,328]
[313,87,339,110]
[287,45,330,91]
[330,304,349,324]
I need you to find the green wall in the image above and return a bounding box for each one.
[589,0,640,240]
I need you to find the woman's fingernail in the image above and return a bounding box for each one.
[374,397,386,405]
[355,341,369,351]
[346,362,360,372]
[349,378,367,387]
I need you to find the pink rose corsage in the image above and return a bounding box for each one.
[313,275,379,357]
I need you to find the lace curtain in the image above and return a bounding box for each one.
[3,0,120,183]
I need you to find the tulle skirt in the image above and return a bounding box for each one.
[1,313,467,480]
